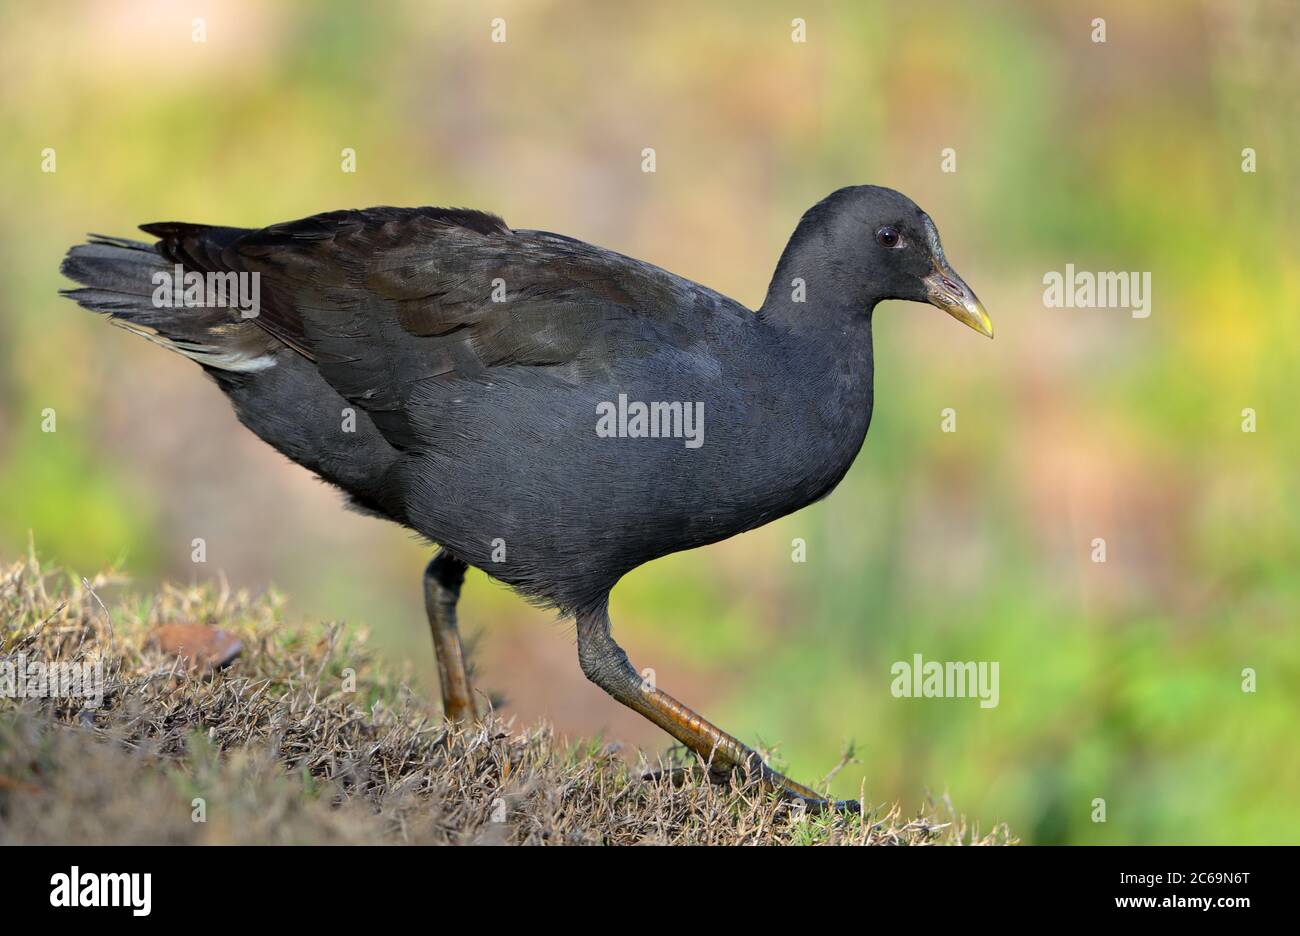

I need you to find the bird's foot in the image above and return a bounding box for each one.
[785,790,862,815]
[641,764,696,788]
[754,765,862,814]
[643,758,860,814]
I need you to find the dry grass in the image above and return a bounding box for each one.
[0,549,1013,845]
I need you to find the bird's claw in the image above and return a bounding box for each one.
[788,792,862,815]
[643,761,860,814]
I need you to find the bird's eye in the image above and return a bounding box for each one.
[876,226,903,249]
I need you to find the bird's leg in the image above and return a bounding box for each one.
[423,552,477,723]
[576,608,859,813]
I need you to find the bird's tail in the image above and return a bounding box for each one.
[60,232,277,372]
[60,229,406,520]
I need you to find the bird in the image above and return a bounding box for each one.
[60,185,991,811]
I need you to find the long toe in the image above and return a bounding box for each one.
[796,795,862,815]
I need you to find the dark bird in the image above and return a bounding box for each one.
[60,185,991,810]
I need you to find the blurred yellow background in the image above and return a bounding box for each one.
[2,0,1297,843]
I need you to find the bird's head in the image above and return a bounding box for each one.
[768,185,993,338]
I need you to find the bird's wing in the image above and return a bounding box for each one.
[142,207,745,448]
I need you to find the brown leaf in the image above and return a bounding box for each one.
[152,622,243,672]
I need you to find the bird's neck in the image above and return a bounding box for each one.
[739,231,883,507]
[757,238,879,442]
[755,300,876,510]
[757,221,882,331]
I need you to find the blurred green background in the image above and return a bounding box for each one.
[2,0,1297,843]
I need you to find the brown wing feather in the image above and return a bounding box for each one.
[143,207,741,448]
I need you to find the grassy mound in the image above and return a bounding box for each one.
[0,551,1012,845]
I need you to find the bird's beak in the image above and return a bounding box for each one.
[923,266,993,338]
